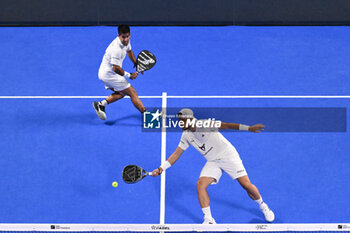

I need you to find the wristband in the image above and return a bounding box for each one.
[239,124,250,131]
[124,71,131,78]
[160,161,171,171]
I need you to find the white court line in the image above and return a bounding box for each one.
[1,95,350,99]
[160,92,167,224]
[167,95,350,99]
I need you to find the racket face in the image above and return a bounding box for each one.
[136,50,157,72]
[122,165,147,184]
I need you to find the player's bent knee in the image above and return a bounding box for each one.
[197,181,206,191]
[238,177,252,190]
[197,178,212,190]
[243,182,255,191]
[244,183,252,191]
[127,90,139,99]
[131,89,139,98]
[121,86,136,97]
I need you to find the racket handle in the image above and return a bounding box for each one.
[148,172,153,176]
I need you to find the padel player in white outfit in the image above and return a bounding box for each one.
[152,108,275,224]
[93,25,146,120]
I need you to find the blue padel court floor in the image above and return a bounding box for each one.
[0,26,349,224]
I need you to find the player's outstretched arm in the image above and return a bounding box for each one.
[152,147,184,176]
[219,122,240,130]
[219,122,265,133]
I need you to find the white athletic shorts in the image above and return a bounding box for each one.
[200,158,248,184]
[98,72,131,92]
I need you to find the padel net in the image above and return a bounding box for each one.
[1,223,350,232]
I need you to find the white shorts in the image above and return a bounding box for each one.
[200,158,248,184]
[98,72,130,92]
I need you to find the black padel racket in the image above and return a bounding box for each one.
[136,50,157,72]
[122,165,152,184]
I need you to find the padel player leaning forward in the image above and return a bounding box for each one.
[93,25,146,120]
[152,108,275,224]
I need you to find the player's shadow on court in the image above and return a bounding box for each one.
[167,178,202,223]
[168,199,202,223]
[104,114,141,126]
[211,196,262,219]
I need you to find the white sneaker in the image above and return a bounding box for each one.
[92,101,107,120]
[202,217,216,224]
[260,202,275,222]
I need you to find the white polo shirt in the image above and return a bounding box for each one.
[99,36,132,76]
[178,120,241,161]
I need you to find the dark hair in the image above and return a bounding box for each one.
[176,112,183,119]
[118,25,130,35]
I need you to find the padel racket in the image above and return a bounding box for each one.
[136,50,157,72]
[122,165,152,184]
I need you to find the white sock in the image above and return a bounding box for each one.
[255,197,264,205]
[100,99,108,106]
[202,206,212,219]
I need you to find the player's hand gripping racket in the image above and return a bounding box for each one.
[135,50,157,72]
[122,165,152,184]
